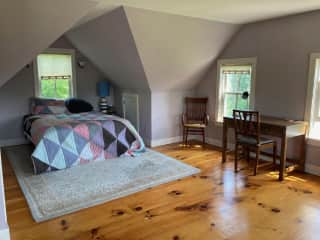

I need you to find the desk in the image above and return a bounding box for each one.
[222,116,308,181]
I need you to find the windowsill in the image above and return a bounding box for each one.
[214,121,223,127]
[307,138,320,147]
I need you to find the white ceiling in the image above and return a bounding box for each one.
[81,0,320,24]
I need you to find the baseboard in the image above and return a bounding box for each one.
[0,227,10,240]
[151,136,183,147]
[203,137,222,147]
[0,138,28,147]
[190,136,235,149]
[150,135,234,149]
[307,138,320,147]
[305,163,320,176]
[143,138,152,148]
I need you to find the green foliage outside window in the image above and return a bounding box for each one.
[37,53,73,100]
[224,73,251,117]
[40,78,70,99]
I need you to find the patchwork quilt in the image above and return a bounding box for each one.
[24,112,145,174]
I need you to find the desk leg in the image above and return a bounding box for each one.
[299,134,306,172]
[279,130,287,181]
[222,121,228,163]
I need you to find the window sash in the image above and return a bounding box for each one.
[223,92,250,116]
[40,75,71,80]
[220,68,252,119]
[216,58,257,123]
[305,54,320,140]
[39,78,72,99]
[34,48,76,99]
[314,81,320,121]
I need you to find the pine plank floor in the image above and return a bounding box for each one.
[3,141,320,240]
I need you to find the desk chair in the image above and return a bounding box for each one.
[233,110,277,175]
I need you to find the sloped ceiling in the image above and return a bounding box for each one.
[66,7,150,91]
[125,7,240,91]
[67,7,239,91]
[3,1,319,92]
[0,0,96,88]
[77,0,320,24]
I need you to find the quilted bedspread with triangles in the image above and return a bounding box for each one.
[24,112,145,174]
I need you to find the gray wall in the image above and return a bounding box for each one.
[195,11,320,165]
[113,88,151,145]
[66,7,150,91]
[113,90,193,146]
[151,91,194,143]
[125,7,240,91]
[66,7,240,144]
[0,36,106,143]
[0,0,95,88]
[121,7,239,144]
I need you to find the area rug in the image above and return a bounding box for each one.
[5,145,200,222]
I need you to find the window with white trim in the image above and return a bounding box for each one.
[305,53,320,140]
[216,58,257,122]
[34,49,76,99]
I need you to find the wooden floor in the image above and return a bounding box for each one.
[3,142,320,240]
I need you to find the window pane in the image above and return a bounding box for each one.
[236,95,249,110]
[56,78,70,99]
[40,79,55,98]
[225,74,239,92]
[37,54,72,77]
[239,74,251,92]
[224,94,237,117]
[37,53,73,99]
[318,82,320,118]
[310,122,320,139]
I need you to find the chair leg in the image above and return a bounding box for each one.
[234,143,239,173]
[182,127,186,145]
[246,147,250,163]
[185,128,188,145]
[273,142,277,171]
[202,129,205,146]
[254,148,260,176]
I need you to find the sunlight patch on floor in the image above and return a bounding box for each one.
[265,171,307,183]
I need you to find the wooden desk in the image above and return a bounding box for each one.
[222,116,308,181]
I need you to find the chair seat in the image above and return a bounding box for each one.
[183,123,206,128]
[237,135,274,146]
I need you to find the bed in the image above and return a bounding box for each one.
[23,98,145,174]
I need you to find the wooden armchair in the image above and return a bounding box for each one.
[233,110,277,175]
[182,97,209,145]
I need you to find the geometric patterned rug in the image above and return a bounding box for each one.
[5,145,200,222]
